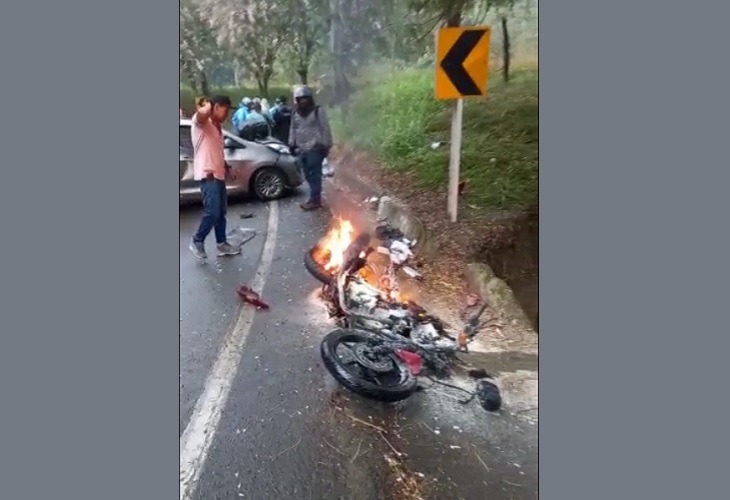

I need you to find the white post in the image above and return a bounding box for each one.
[447,98,464,222]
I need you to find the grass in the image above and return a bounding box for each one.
[335,65,538,211]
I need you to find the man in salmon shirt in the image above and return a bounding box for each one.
[189,95,241,259]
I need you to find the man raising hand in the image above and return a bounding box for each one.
[188,95,241,259]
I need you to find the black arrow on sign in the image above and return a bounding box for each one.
[440,29,487,96]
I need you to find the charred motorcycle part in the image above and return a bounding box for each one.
[350,344,396,373]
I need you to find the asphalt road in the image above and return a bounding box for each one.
[179,191,538,500]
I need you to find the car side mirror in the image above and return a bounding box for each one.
[224,137,237,149]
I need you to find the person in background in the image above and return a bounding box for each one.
[248,102,271,139]
[189,95,241,259]
[231,97,252,132]
[248,101,266,121]
[270,96,292,144]
[236,102,270,141]
[260,98,271,117]
[288,85,333,211]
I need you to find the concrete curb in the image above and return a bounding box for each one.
[326,153,536,335]
[464,263,535,333]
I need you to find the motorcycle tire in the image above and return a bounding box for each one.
[304,246,380,285]
[304,245,333,284]
[320,328,418,403]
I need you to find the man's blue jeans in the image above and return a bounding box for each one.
[193,178,227,244]
[300,150,326,203]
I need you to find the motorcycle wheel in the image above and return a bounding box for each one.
[304,245,333,284]
[320,328,418,403]
[304,246,379,285]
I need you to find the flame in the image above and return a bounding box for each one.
[316,218,355,271]
[312,219,409,304]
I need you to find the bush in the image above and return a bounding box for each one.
[336,68,538,211]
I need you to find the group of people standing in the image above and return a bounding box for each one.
[231,96,293,145]
[187,85,332,260]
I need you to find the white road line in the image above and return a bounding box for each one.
[180,200,280,500]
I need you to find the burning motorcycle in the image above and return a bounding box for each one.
[305,219,423,302]
[306,221,488,402]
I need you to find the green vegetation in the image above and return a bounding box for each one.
[335,67,538,211]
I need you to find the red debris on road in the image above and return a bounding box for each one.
[236,285,270,309]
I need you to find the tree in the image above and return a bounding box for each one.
[197,0,290,96]
[409,0,516,81]
[327,0,395,107]
[281,0,330,85]
[500,15,510,82]
[180,0,224,93]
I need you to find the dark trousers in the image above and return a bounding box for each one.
[300,150,326,203]
[193,178,227,244]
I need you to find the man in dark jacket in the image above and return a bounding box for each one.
[270,96,292,144]
[288,86,333,211]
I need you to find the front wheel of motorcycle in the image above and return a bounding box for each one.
[320,328,418,402]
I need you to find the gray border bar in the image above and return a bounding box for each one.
[0,0,178,498]
[542,1,728,499]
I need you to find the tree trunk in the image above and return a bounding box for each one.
[297,67,308,85]
[199,71,210,96]
[183,66,199,94]
[445,1,463,27]
[501,16,510,83]
[257,78,269,98]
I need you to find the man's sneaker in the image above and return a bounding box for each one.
[217,242,241,256]
[189,240,207,259]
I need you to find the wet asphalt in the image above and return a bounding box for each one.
[180,190,538,500]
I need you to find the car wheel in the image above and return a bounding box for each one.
[252,167,286,201]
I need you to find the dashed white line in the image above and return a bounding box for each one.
[180,200,279,500]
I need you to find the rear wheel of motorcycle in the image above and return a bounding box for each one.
[320,328,418,402]
[304,246,379,285]
[304,245,333,284]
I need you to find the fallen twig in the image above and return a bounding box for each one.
[474,449,491,473]
[350,440,363,463]
[323,438,346,456]
[288,407,306,418]
[379,431,403,457]
[419,421,438,434]
[332,404,387,433]
[272,438,302,460]
[265,399,286,416]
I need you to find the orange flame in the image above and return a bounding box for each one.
[313,219,408,303]
[317,218,355,271]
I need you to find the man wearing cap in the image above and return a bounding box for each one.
[188,95,241,259]
[289,85,333,211]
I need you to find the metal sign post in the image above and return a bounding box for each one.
[448,98,464,222]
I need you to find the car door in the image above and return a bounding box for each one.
[179,124,198,198]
